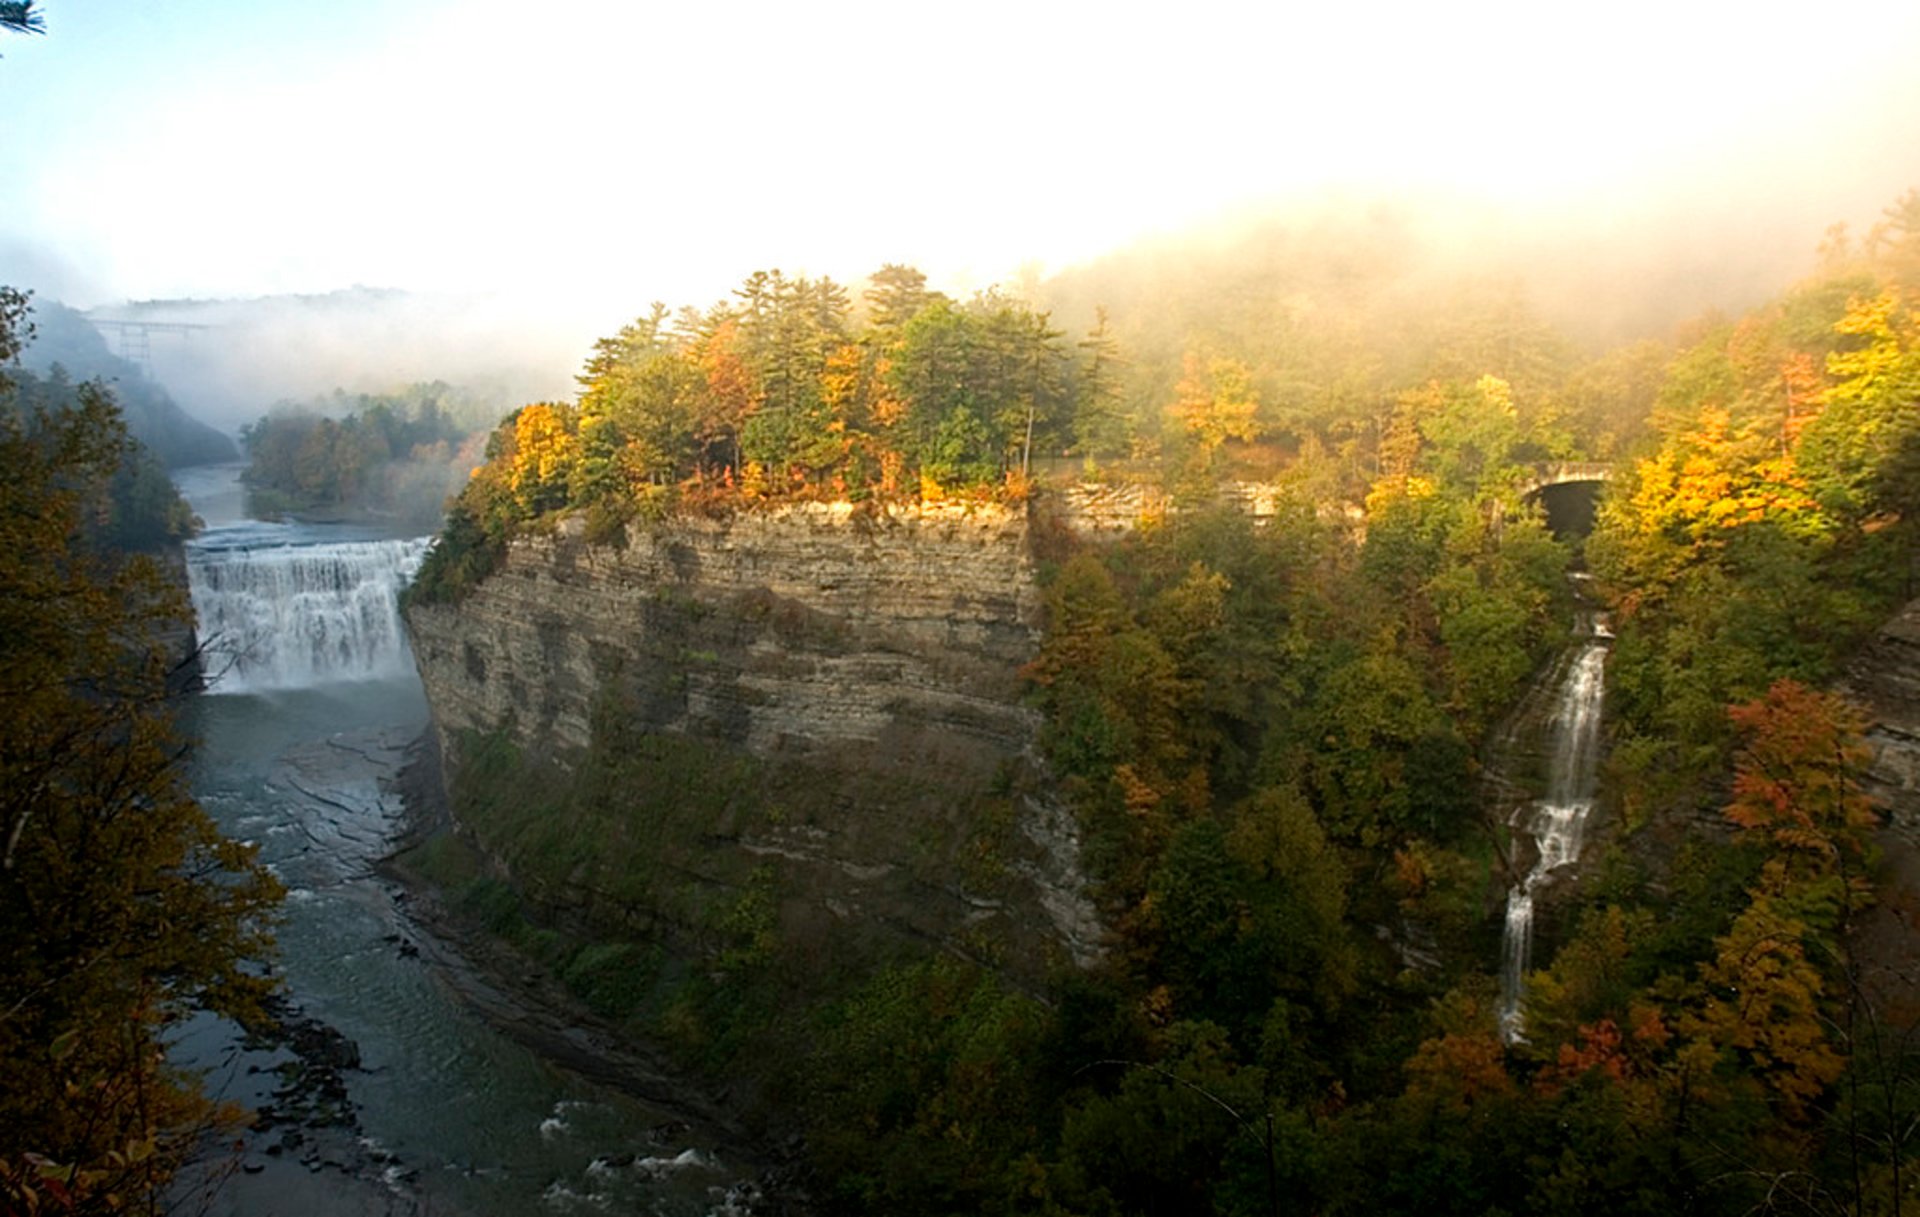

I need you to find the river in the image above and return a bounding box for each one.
[167,466,760,1217]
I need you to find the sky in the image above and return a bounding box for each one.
[3,0,1920,406]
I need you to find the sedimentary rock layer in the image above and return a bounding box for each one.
[406,500,1102,973]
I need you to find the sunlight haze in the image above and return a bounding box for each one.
[5,0,1918,321]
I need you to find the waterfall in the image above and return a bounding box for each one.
[186,528,431,693]
[1498,609,1610,1042]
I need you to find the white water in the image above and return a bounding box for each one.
[186,523,430,693]
[170,467,755,1213]
[1498,611,1610,1042]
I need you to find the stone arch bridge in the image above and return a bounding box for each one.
[1518,461,1613,498]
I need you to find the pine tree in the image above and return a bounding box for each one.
[0,2,43,39]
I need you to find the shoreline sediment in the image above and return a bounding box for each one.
[376,731,809,1211]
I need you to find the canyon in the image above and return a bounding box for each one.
[405,498,1105,986]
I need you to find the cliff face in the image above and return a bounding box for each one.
[406,500,1102,976]
[1845,596,1920,839]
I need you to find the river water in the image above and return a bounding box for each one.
[168,466,756,1216]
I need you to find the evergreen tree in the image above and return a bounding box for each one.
[1075,306,1131,459]
[0,2,42,39]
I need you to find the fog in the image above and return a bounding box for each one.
[29,181,1914,446]
[4,1,1919,430]
[86,288,594,435]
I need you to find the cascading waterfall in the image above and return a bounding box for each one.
[1498,608,1610,1042]
[186,527,430,693]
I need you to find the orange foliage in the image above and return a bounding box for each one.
[1404,1031,1515,1112]
[1778,351,1823,444]
[1545,1019,1629,1090]
[696,320,759,450]
[1725,679,1877,865]
[1629,1001,1672,1051]
[1115,763,1163,817]
[1629,408,1818,544]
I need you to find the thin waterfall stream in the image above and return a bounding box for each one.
[1497,599,1611,1043]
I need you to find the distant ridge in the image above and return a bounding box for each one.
[21,299,235,467]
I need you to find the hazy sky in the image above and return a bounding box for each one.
[4,0,1920,324]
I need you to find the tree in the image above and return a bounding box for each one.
[862,263,938,333]
[1169,350,1260,472]
[1074,306,1130,459]
[1869,188,1920,294]
[505,401,581,514]
[1724,680,1877,896]
[0,299,282,1213]
[0,2,43,39]
[0,287,30,358]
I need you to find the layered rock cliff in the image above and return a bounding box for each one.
[405,500,1103,979]
[1845,595,1920,839]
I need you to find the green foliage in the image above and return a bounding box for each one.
[805,958,1051,1213]
[402,197,1920,1217]
[1591,258,1920,799]
[1051,1021,1264,1216]
[1,360,197,553]
[1,3,45,37]
[560,941,663,1019]
[422,266,1093,563]
[240,381,494,524]
[404,500,506,605]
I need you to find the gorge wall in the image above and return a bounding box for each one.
[1846,595,1920,838]
[405,499,1103,982]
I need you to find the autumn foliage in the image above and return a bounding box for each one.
[0,298,282,1213]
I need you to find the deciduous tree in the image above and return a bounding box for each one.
[0,305,281,1212]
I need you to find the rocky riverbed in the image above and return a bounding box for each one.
[175,677,794,1216]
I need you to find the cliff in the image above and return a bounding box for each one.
[405,500,1103,983]
[1845,595,1920,840]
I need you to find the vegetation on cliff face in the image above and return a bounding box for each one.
[0,290,283,1214]
[1592,209,1920,811]
[404,194,1920,1214]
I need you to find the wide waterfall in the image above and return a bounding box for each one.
[185,524,431,694]
[1498,607,1610,1042]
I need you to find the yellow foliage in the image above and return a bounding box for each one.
[1627,407,1819,546]
[1363,474,1435,517]
[1826,288,1909,390]
[820,343,867,421]
[1685,901,1845,1122]
[1474,373,1516,418]
[1169,350,1260,456]
[507,403,581,511]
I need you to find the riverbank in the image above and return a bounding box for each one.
[379,732,813,1214]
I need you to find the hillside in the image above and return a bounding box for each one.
[395,194,1920,1215]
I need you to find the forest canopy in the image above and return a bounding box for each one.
[405,192,1920,1217]
[239,380,498,527]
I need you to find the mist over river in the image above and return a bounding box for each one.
[167,465,759,1217]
